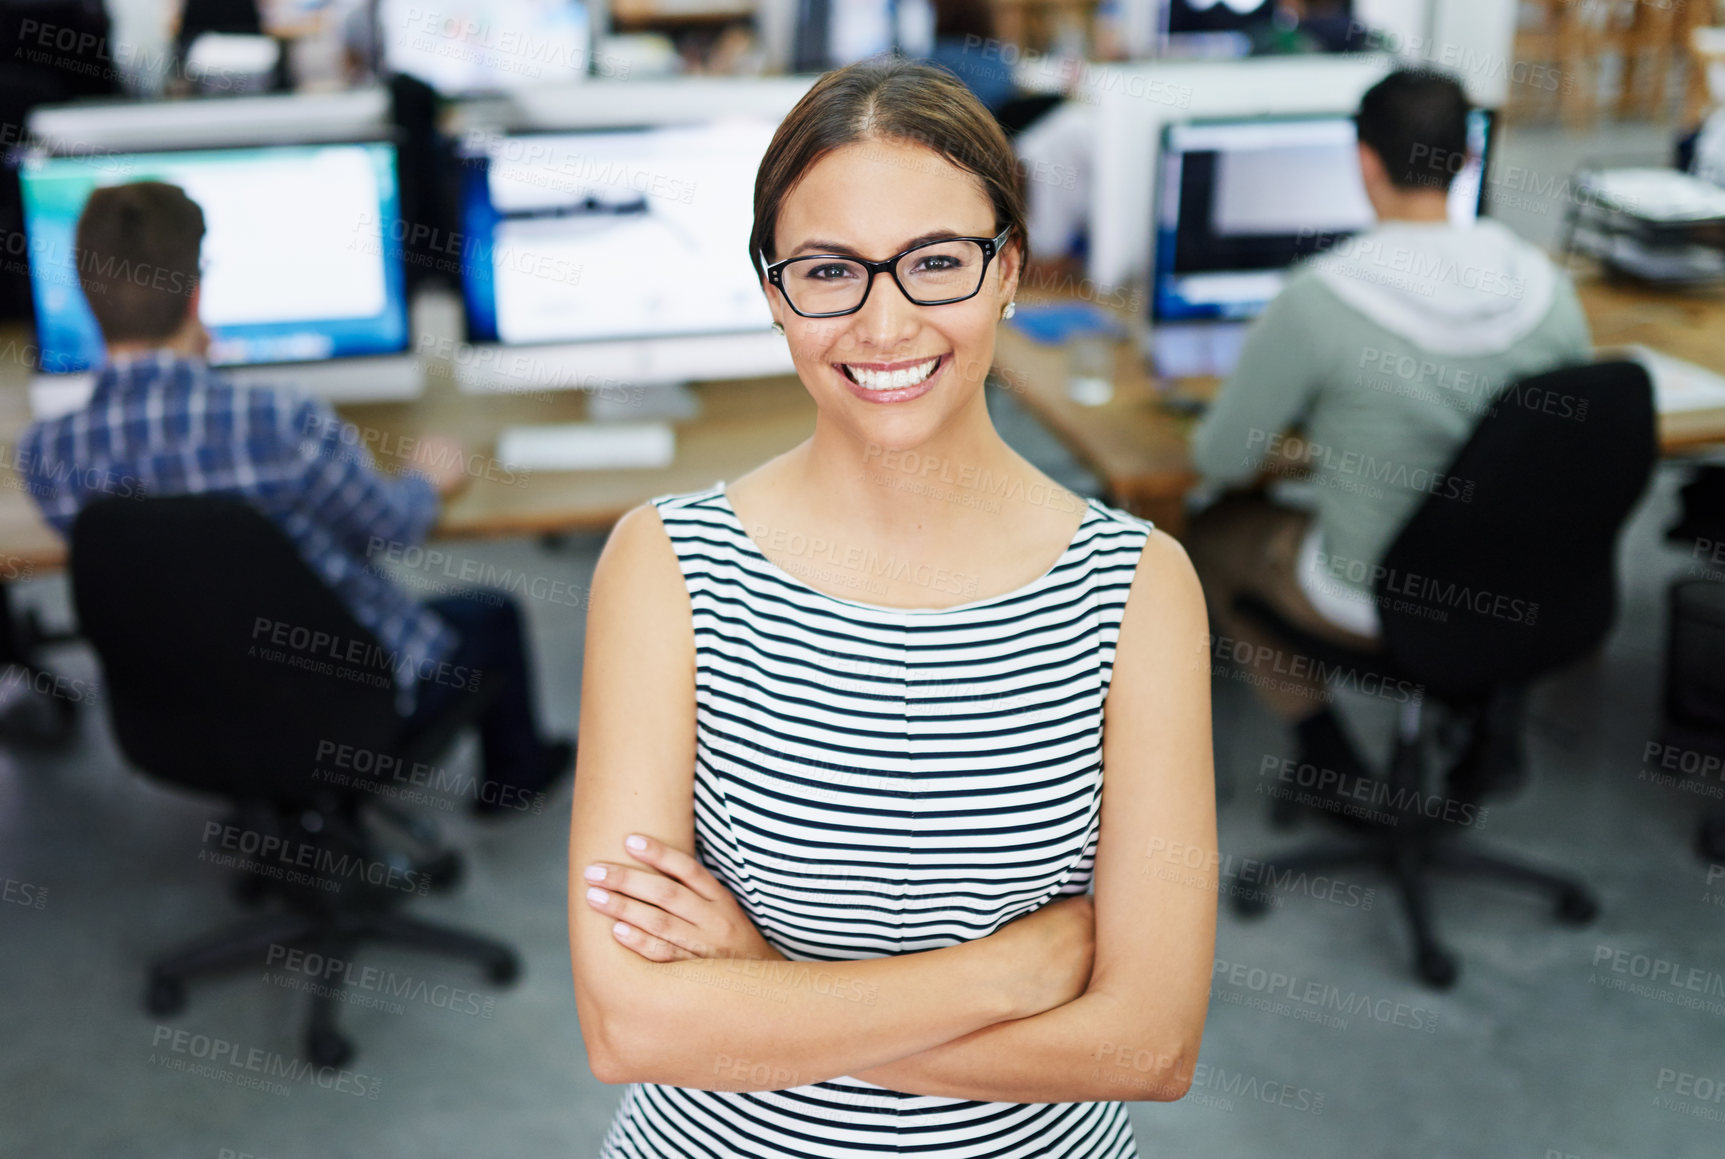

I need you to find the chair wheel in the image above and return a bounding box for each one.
[1699,813,1725,864]
[1231,889,1273,919]
[1556,887,1599,926]
[1416,947,1459,990]
[146,975,186,1016]
[1267,796,1301,831]
[486,949,523,986]
[307,1026,354,1069]
[231,873,270,908]
[421,851,463,893]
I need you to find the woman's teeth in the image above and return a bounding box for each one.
[843,356,941,390]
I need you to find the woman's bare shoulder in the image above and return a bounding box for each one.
[593,503,689,612]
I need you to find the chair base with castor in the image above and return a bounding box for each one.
[1228,597,1603,989]
[146,800,520,1066]
[69,495,530,1065]
[1233,699,1599,989]
[1221,360,1652,988]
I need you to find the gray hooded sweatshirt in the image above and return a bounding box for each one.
[1189,218,1593,635]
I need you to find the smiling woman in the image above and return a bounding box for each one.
[568,58,1218,1159]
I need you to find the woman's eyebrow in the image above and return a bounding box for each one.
[787,229,972,259]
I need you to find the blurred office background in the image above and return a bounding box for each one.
[2,1,1725,1156]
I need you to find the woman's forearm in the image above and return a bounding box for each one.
[587,938,1036,1089]
[849,990,1197,1104]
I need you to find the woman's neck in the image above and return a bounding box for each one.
[791,396,1032,543]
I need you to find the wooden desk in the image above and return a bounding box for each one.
[989,311,1206,537]
[0,351,817,573]
[344,368,815,541]
[988,276,1725,539]
[3,269,1725,569]
[1573,275,1725,451]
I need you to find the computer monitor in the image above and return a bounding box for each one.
[1156,0,1356,57]
[790,0,931,74]
[375,0,595,94]
[454,116,792,406]
[16,140,416,414]
[1164,0,1276,36]
[1151,108,1493,328]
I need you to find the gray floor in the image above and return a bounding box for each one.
[4,125,1725,1158]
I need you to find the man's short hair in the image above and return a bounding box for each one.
[74,182,205,344]
[1354,69,1472,192]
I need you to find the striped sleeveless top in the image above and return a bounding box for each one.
[598,483,1153,1159]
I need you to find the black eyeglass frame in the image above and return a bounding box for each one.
[762,225,1014,319]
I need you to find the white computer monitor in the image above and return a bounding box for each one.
[451,85,808,404]
[459,120,776,346]
[16,139,418,416]
[1156,0,1277,56]
[1150,109,1493,326]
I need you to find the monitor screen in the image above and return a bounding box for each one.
[1151,110,1493,324]
[793,0,899,73]
[1164,0,1277,36]
[376,0,593,94]
[19,141,410,374]
[457,119,778,346]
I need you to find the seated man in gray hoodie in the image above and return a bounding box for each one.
[1187,67,1592,777]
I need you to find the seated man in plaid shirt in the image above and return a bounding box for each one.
[21,181,573,816]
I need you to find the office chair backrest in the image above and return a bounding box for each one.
[70,495,403,801]
[1376,360,1657,700]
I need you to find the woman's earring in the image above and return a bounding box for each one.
[771,321,785,336]
[1001,301,1017,321]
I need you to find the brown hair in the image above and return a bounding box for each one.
[749,58,1027,284]
[74,181,205,344]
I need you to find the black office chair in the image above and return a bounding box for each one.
[1660,580,1725,864]
[1230,361,1658,988]
[70,494,520,1065]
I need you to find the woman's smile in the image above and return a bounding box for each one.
[835,353,949,403]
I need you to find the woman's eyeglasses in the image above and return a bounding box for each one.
[763,226,1012,319]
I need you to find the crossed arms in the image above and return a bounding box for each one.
[567,505,1217,1103]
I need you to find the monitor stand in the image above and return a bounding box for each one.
[590,380,702,422]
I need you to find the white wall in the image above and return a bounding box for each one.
[1424,0,1521,108]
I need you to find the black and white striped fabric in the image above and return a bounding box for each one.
[598,484,1152,1159]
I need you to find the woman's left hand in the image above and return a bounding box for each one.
[582,833,784,963]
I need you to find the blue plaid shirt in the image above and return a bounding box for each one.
[18,351,456,714]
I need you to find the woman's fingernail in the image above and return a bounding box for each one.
[584,865,606,882]
[586,887,609,904]
[625,834,647,853]
[613,922,631,939]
